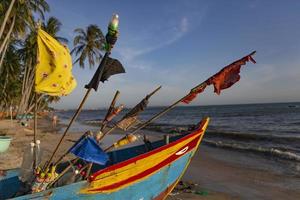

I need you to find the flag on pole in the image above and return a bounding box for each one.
[69,136,109,165]
[181,51,256,104]
[206,51,256,95]
[181,83,207,104]
[85,56,125,91]
[35,28,77,96]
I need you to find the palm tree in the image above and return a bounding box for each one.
[0,0,16,42]
[0,41,21,111]
[71,25,105,68]
[0,0,49,58]
[42,16,68,43]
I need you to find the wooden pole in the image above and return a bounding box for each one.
[33,93,37,144]
[33,93,38,169]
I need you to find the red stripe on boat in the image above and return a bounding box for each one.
[90,119,207,181]
[88,135,200,192]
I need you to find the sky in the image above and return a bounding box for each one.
[46,0,300,109]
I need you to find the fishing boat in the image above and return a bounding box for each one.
[0,117,209,200]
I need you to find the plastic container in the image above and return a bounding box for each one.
[0,136,12,153]
[19,141,42,182]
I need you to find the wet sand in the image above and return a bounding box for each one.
[1,118,300,200]
[179,145,300,200]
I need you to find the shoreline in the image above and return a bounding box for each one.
[1,118,299,199]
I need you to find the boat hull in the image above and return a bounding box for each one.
[1,118,209,200]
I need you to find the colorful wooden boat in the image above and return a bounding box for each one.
[0,117,209,200]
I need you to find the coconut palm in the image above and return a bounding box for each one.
[71,25,105,68]
[0,0,49,56]
[42,16,68,43]
[0,41,21,110]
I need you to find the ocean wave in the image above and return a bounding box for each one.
[203,139,300,162]
[205,131,300,143]
[143,123,300,143]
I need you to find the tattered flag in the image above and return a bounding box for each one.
[85,56,125,91]
[181,83,207,104]
[181,51,256,104]
[206,51,256,95]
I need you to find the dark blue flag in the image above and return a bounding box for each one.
[69,136,109,165]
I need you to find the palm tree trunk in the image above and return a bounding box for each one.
[18,59,36,114]
[0,16,15,55]
[0,0,16,42]
[0,39,9,73]
[27,94,43,114]
[1,72,9,94]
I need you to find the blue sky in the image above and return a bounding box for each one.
[46,0,300,109]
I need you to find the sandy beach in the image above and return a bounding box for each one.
[1,118,299,200]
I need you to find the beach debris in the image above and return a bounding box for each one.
[171,181,210,197]
[194,190,209,196]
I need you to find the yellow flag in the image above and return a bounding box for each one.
[35,29,77,96]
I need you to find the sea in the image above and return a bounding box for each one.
[56,102,300,176]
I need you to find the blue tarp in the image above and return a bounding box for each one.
[69,136,109,165]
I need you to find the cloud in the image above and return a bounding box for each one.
[116,16,192,64]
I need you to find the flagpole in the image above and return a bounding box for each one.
[33,93,38,169]
[33,21,42,170]
[99,85,162,141]
[44,14,121,170]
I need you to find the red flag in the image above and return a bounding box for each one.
[181,83,207,104]
[181,51,256,103]
[206,51,256,95]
